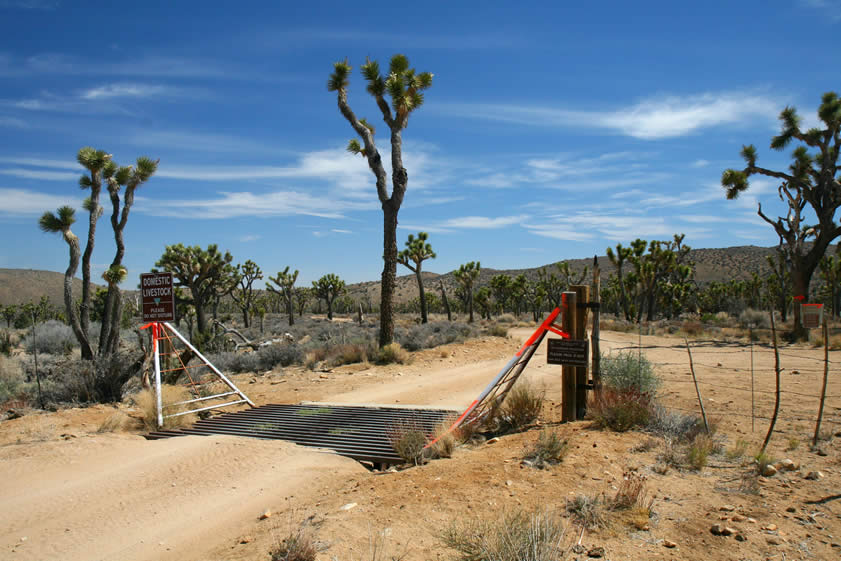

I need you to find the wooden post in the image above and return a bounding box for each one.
[591,256,601,400]
[761,310,782,454]
[572,284,590,419]
[561,291,577,422]
[814,316,830,447]
[685,337,710,435]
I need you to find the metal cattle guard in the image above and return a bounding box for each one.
[427,307,567,447]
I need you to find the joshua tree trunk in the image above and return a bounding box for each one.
[416,269,428,324]
[440,280,451,322]
[379,202,399,346]
[63,232,94,359]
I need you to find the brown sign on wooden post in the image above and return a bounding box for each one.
[547,338,589,366]
[141,272,175,322]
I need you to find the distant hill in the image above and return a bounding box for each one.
[0,268,101,308]
[0,244,808,308]
[344,245,785,306]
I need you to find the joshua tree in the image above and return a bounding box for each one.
[98,156,158,356]
[490,274,512,316]
[723,92,841,339]
[295,286,312,318]
[454,261,481,323]
[606,243,633,321]
[397,232,436,324]
[2,304,16,329]
[231,260,263,328]
[329,54,433,347]
[313,274,345,320]
[267,267,299,326]
[38,206,90,356]
[154,244,236,335]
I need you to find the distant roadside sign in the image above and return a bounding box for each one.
[141,272,175,322]
[547,338,589,367]
[802,303,823,329]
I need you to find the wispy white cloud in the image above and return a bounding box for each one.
[238,234,261,242]
[135,190,368,219]
[1,53,232,79]
[80,83,172,100]
[0,156,80,170]
[0,168,78,180]
[0,116,28,128]
[0,187,80,215]
[800,0,841,21]
[691,159,710,168]
[331,229,352,234]
[400,214,527,234]
[441,92,780,139]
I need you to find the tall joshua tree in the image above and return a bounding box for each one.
[454,261,481,323]
[397,231,436,324]
[328,54,433,347]
[267,266,299,326]
[98,156,158,356]
[313,273,346,320]
[38,206,90,357]
[76,147,117,359]
[723,92,841,339]
[231,259,263,328]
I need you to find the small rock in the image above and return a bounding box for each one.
[571,544,586,554]
[763,524,778,531]
[747,517,757,523]
[776,459,798,471]
[766,536,785,545]
[587,546,605,558]
[710,524,725,536]
[663,540,677,548]
[239,536,253,544]
[339,502,357,511]
[731,514,746,522]
[259,510,272,520]
[722,527,737,536]
[719,504,737,512]
[486,437,500,445]
[319,374,329,379]
[505,480,512,487]
[735,533,748,542]
[816,448,828,457]
[805,470,824,480]
[786,506,796,513]
[761,464,778,477]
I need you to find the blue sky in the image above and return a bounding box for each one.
[0,0,839,287]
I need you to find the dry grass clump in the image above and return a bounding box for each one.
[97,411,130,433]
[725,438,750,461]
[376,342,410,365]
[486,323,509,337]
[565,494,608,529]
[496,381,544,432]
[428,418,459,459]
[440,508,568,561]
[387,419,431,465]
[589,389,652,432]
[609,472,655,530]
[135,385,196,430]
[523,430,570,468]
[271,526,319,561]
[686,433,717,471]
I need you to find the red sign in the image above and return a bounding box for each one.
[141,272,175,322]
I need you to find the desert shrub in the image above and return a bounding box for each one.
[738,308,770,329]
[609,472,654,529]
[429,419,458,459]
[97,411,129,433]
[657,439,683,468]
[486,323,508,337]
[648,405,704,442]
[725,438,750,461]
[497,313,517,324]
[134,386,197,430]
[255,343,303,369]
[494,382,544,432]
[396,321,476,351]
[589,388,652,432]
[686,433,716,470]
[23,320,76,355]
[209,351,260,374]
[565,494,607,529]
[376,342,410,365]
[440,508,568,561]
[681,320,704,336]
[271,527,318,561]
[387,419,429,465]
[524,430,569,468]
[0,354,26,404]
[0,330,14,356]
[600,351,660,396]
[754,450,776,475]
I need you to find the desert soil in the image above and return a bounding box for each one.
[1,325,840,561]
